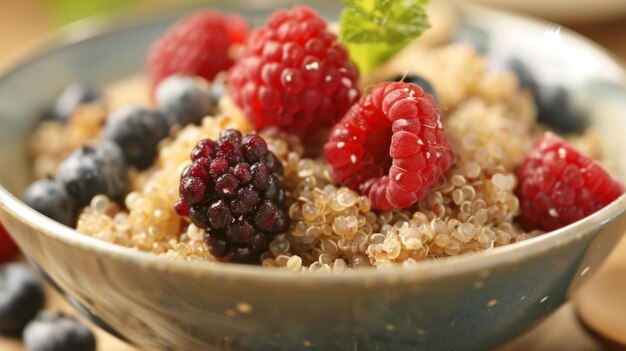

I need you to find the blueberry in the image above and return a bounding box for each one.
[536,85,585,133]
[23,179,76,226]
[505,58,537,92]
[97,141,130,201]
[505,58,584,133]
[50,83,98,122]
[156,75,213,127]
[57,141,129,206]
[0,263,45,335]
[453,24,489,54]
[57,148,105,207]
[23,312,96,351]
[104,105,169,170]
[393,74,439,104]
[210,79,226,105]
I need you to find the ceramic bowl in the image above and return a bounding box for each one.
[1,2,626,350]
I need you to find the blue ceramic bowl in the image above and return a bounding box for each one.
[1,2,626,350]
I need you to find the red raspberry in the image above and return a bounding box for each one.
[228,6,360,140]
[325,82,453,210]
[224,14,249,45]
[0,223,18,263]
[147,10,249,90]
[516,134,624,231]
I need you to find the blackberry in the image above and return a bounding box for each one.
[103,105,169,170]
[176,130,288,262]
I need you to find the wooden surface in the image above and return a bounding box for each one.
[1,1,626,350]
[0,285,135,351]
[576,237,626,348]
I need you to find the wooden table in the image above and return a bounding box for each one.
[1,1,626,350]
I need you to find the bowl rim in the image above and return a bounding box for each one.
[1,3,626,284]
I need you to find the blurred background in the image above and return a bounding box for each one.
[0,0,625,350]
[1,0,625,71]
[2,0,626,58]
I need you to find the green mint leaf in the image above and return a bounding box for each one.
[340,0,430,74]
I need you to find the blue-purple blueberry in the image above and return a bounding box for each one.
[57,141,128,206]
[23,312,95,351]
[50,83,98,122]
[23,179,76,226]
[155,75,213,127]
[103,105,169,170]
[505,58,583,133]
[0,263,45,335]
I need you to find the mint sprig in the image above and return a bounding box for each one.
[340,0,430,74]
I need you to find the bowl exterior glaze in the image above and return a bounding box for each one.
[1,3,626,351]
[2,193,626,351]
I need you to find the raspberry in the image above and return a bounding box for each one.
[0,224,18,263]
[224,14,249,45]
[228,6,360,140]
[147,10,249,90]
[325,82,453,210]
[175,130,288,262]
[516,134,624,231]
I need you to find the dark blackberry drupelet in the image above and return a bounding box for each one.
[175,130,288,263]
